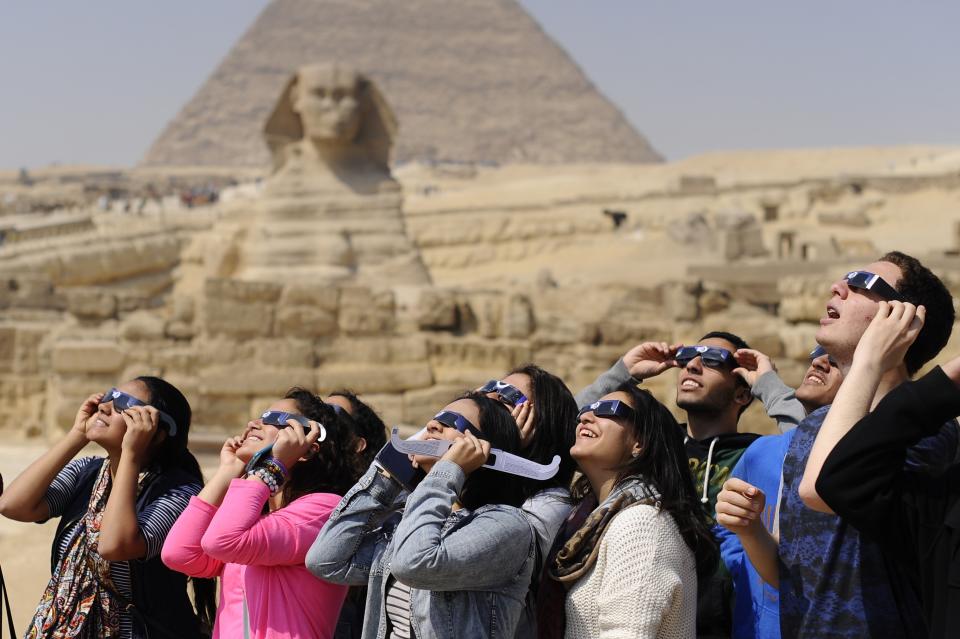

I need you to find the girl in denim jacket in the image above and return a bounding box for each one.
[307,392,535,639]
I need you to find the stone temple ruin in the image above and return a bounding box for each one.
[3,2,960,443]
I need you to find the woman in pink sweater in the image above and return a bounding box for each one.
[162,388,363,639]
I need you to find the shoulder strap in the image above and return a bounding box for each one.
[0,564,17,638]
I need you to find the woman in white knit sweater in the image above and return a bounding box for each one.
[537,383,718,639]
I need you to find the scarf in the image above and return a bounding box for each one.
[536,478,659,639]
[27,460,126,638]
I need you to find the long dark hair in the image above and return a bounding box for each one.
[506,364,578,501]
[281,388,364,504]
[456,392,524,511]
[328,389,387,473]
[572,383,718,580]
[135,376,217,633]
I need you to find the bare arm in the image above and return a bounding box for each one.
[98,406,160,561]
[0,392,101,522]
[800,302,923,513]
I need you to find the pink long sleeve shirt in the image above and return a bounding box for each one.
[161,479,347,639]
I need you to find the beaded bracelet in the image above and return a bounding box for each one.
[262,457,289,481]
[248,466,283,496]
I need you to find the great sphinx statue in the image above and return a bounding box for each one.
[228,62,429,285]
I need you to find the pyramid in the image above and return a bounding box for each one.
[141,0,661,168]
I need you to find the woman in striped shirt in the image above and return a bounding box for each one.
[0,376,215,639]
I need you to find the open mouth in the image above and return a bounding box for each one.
[577,426,599,439]
[679,378,701,390]
[825,306,840,320]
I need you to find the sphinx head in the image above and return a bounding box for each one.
[290,63,362,144]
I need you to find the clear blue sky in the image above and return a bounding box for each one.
[2,1,958,168]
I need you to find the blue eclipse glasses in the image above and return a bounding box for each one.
[432,410,485,439]
[578,399,635,421]
[479,379,528,407]
[674,345,735,369]
[260,410,327,442]
[100,388,178,436]
[844,270,903,302]
[809,345,838,367]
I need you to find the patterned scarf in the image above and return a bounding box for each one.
[27,460,124,639]
[536,478,659,638]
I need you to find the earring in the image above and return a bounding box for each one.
[631,451,640,458]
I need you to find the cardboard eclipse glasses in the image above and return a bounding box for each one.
[100,388,179,436]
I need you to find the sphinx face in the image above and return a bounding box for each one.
[292,65,362,144]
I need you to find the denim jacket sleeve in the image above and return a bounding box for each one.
[574,358,636,407]
[305,463,406,585]
[390,460,533,592]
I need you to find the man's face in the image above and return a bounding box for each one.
[795,353,843,410]
[816,261,903,366]
[676,337,743,415]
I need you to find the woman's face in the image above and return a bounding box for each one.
[86,379,150,451]
[570,391,639,471]
[236,398,301,462]
[415,398,481,472]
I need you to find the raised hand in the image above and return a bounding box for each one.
[120,405,161,462]
[271,419,323,470]
[852,301,925,374]
[622,341,684,380]
[716,477,767,536]
[219,435,246,477]
[440,431,491,475]
[733,348,778,388]
[512,401,536,448]
[71,391,105,438]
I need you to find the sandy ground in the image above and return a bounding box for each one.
[0,443,220,633]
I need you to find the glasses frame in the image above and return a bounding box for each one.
[100,388,179,436]
[260,410,327,442]
[844,270,903,302]
[479,379,528,407]
[578,399,636,421]
[674,345,735,370]
[433,410,485,439]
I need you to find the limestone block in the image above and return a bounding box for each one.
[171,296,196,322]
[416,289,458,331]
[778,276,828,323]
[503,294,535,339]
[318,335,429,366]
[592,318,671,347]
[661,282,700,322]
[165,320,196,340]
[147,347,198,374]
[357,393,403,430]
[205,278,283,304]
[13,327,47,375]
[203,299,274,338]
[66,288,117,320]
[254,338,317,369]
[275,305,338,338]
[463,293,503,338]
[402,384,470,427]
[780,323,821,360]
[339,287,395,336]
[279,283,339,312]
[199,366,317,396]
[428,337,532,385]
[52,341,125,374]
[698,290,730,315]
[195,336,256,367]
[192,395,255,431]
[316,363,433,395]
[0,328,14,372]
[120,310,166,341]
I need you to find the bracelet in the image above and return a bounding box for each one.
[262,457,290,481]
[247,466,284,496]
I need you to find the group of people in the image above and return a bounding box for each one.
[0,249,958,638]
